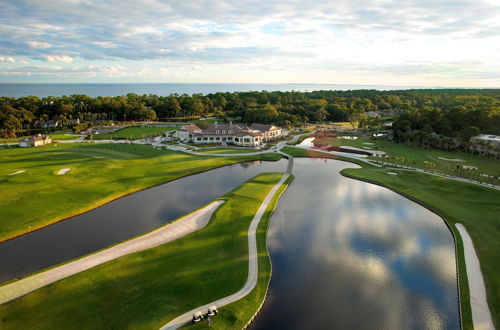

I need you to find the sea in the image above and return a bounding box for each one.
[0,83,430,98]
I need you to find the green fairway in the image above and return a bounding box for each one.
[0,143,281,242]
[93,126,176,140]
[339,136,500,182]
[341,167,500,329]
[0,173,285,330]
[46,130,80,141]
[196,148,259,154]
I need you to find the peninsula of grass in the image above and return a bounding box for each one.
[0,143,282,242]
[0,173,284,330]
[340,167,500,329]
[92,126,176,140]
[183,174,294,330]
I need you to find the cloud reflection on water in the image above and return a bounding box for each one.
[254,158,458,330]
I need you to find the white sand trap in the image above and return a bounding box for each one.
[363,142,374,145]
[57,168,71,175]
[9,170,25,176]
[438,157,465,162]
[463,165,477,170]
[387,171,398,175]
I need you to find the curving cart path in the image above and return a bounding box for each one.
[455,224,495,330]
[160,172,291,330]
[0,200,224,305]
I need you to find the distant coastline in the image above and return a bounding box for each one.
[0,82,457,98]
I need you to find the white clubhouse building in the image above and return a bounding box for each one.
[176,123,282,147]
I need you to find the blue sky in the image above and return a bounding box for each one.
[0,0,499,86]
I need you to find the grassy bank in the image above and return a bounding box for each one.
[0,173,284,329]
[183,174,294,330]
[340,167,500,329]
[339,136,499,181]
[0,143,281,242]
[92,126,176,140]
[196,148,259,154]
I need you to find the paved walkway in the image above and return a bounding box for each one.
[455,224,495,330]
[0,201,224,305]
[160,173,290,330]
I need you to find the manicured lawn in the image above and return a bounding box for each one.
[196,148,259,154]
[93,126,176,140]
[183,174,294,330]
[340,136,500,179]
[0,173,284,330]
[47,130,80,141]
[341,167,500,330]
[0,143,281,242]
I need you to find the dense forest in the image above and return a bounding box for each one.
[1,89,499,138]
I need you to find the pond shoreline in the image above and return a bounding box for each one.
[340,168,465,329]
[0,153,283,244]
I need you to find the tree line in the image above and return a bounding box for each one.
[1,89,499,138]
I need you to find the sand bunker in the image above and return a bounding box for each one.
[438,157,465,162]
[462,165,478,170]
[363,142,374,145]
[9,170,25,176]
[387,171,398,175]
[57,168,71,175]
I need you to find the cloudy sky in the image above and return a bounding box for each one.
[0,0,499,87]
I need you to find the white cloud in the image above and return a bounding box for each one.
[0,0,498,85]
[27,41,52,49]
[0,57,16,63]
[45,55,74,63]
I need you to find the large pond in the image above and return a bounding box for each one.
[0,159,286,283]
[251,158,459,329]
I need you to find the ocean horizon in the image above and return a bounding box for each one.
[0,82,470,98]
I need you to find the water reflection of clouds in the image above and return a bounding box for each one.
[262,159,458,329]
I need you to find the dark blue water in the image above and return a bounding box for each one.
[0,83,423,98]
[0,159,286,283]
[251,158,459,330]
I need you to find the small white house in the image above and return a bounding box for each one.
[19,134,52,147]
